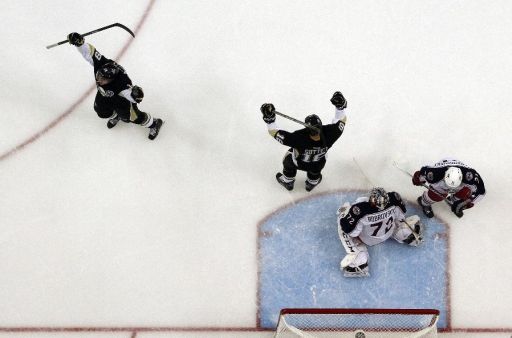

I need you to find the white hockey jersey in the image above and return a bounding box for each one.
[338,192,407,246]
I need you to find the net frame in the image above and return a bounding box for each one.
[274,308,439,338]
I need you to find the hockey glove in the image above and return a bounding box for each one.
[67,32,84,47]
[412,171,425,186]
[451,199,474,218]
[260,103,276,124]
[330,91,347,110]
[131,85,144,103]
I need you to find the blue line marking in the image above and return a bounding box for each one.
[259,191,448,329]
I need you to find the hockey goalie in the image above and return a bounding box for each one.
[337,187,423,277]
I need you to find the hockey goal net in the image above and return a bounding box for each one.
[274,308,439,338]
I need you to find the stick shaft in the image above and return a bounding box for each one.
[46,23,135,49]
[274,111,320,133]
[392,161,452,206]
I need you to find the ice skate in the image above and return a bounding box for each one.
[276,173,294,191]
[305,174,322,192]
[148,119,164,140]
[107,114,121,129]
[417,196,434,218]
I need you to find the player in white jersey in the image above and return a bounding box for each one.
[412,158,486,218]
[337,187,423,277]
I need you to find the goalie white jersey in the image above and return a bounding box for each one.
[337,188,423,277]
[338,192,407,246]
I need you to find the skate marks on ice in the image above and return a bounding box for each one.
[258,190,448,329]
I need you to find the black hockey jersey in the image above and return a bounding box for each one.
[274,121,345,169]
[76,43,133,98]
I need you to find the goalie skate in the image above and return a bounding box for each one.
[342,263,369,278]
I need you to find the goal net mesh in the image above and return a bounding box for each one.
[274,308,439,338]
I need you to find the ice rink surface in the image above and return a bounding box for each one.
[1,0,511,337]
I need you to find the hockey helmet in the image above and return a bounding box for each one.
[444,166,463,188]
[96,62,119,81]
[369,187,389,210]
[305,114,322,136]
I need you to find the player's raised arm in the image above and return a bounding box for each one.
[67,32,96,66]
[330,91,348,125]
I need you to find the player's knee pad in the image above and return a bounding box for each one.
[393,215,424,246]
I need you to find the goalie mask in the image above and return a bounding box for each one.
[369,187,389,210]
[444,166,463,189]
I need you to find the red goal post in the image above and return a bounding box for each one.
[274,308,439,338]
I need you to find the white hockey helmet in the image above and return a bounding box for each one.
[444,167,463,188]
[369,187,389,210]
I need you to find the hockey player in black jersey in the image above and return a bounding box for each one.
[67,32,163,140]
[260,91,347,192]
[412,158,486,218]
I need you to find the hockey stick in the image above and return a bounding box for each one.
[275,111,321,133]
[46,23,135,49]
[391,161,452,206]
[353,158,422,242]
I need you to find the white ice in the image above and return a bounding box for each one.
[0,0,511,337]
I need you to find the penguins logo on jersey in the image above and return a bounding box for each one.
[98,87,114,97]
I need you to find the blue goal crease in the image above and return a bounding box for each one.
[258,191,448,329]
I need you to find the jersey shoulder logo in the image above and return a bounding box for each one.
[98,87,114,97]
[94,50,102,61]
[427,171,434,181]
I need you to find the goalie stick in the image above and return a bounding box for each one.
[46,23,135,49]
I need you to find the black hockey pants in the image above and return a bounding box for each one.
[94,92,151,125]
[282,151,324,181]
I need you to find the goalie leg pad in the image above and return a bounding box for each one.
[338,231,369,277]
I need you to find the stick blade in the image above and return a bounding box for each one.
[114,23,135,37]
